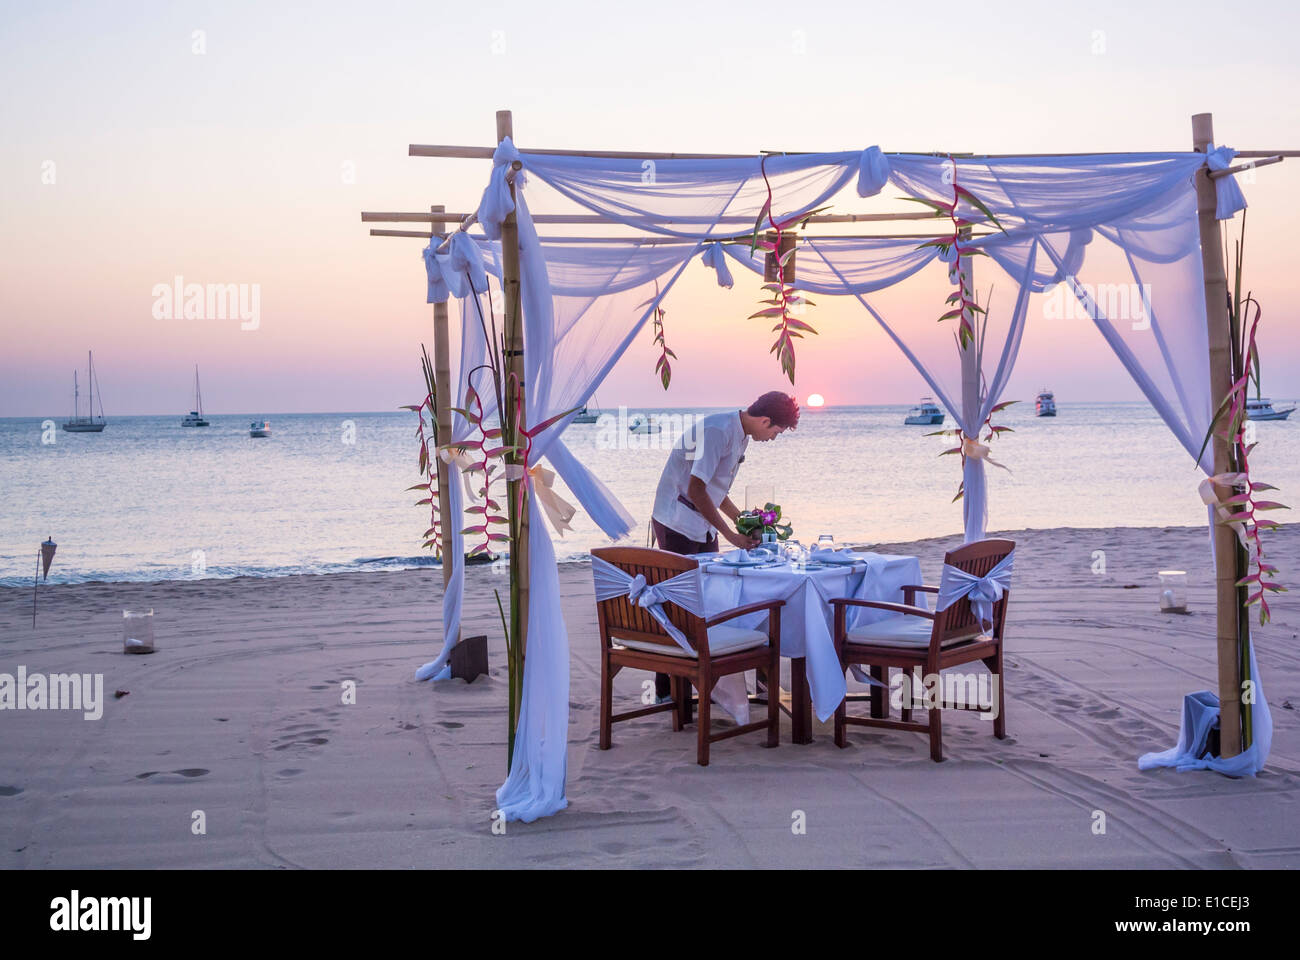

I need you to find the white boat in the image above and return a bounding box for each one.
[249,420,271,438]
[572,395,600,424]
[904,397,944,425]
[1035,389,1057,417]
[62,351,107,433]
[1245,397,1295,421]
[182,365,210,427]
[628,413,660,434]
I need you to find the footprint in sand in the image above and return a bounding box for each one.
[0,786,23,797]
[273,737,328,750]
[437,721,464,729]
[135,769,210,780]
[276,769,304,778]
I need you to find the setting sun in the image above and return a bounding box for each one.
[807,393,825,408]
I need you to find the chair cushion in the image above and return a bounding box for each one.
[846,614,983,648]
[611,624,768,659]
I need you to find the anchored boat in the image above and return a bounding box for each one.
[182,365,210,426]
[1035,389,1057,417]
[904,397,944,425]
[62,351,107,433]
[1245,397,1295,421]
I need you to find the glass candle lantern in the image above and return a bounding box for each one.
[1158,571,1188,614]
[123,609,156,654]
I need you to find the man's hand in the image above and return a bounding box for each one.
[725,528,761,550]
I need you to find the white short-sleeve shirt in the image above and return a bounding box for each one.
[651,411,748,542]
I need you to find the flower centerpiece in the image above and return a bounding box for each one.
[736,502,793,542]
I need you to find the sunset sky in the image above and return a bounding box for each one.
[2,0,1298,416]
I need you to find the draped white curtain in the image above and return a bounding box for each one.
[416,140,1264,820]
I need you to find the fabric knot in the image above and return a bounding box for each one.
[477,136,523,241]
[1206,144,1247,221]
[701,244,734,289]
[422,241,451,304]
[857,146,890,197]
[445,232,490,295]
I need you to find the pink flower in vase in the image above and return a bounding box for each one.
[761,510,777,526]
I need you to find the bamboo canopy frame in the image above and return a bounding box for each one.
[366,109,1293,764]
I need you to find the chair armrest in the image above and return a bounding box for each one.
[902,583,939,605]
[705,599,785,627]
[828,598,934,619]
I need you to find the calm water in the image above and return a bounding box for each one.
[2,402,1297,585]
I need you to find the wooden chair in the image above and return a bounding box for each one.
[592,546,783,766]
[830,538,1013,761]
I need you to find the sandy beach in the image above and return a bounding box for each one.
[2,524,1297,869]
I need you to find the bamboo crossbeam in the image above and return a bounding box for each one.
[369,229,993,242]
[1208,156,1284,179]
[410,144,1300,161]
[362,211,944,225]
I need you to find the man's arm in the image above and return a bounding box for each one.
[689,477,755,549]
[719,496,741,522]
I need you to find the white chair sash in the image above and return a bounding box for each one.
[591,555,704,655]
[936,550,1015,632]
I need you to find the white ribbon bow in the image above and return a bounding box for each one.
[936,550,1015,633]
[591,556,705,655]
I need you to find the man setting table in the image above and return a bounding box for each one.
[649,390,800,700]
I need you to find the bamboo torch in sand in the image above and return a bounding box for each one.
[33,537,56,628]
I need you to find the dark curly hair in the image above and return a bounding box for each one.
[747,391,800,429]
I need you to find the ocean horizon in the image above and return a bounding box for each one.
[3,400,1296,587]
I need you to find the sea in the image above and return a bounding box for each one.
[2,402,1297,586]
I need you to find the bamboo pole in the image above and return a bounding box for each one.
[430,206,457,626]
[958,226,980,542]
[497,110,530,674]
[1192,113,1243,759]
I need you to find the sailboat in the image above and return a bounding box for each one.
[572,394,600,424]
[62,351,107,433]
[182,365,210,426]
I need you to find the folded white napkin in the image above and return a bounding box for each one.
[722,549,751,564]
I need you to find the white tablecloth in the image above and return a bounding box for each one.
[701,552,923,722]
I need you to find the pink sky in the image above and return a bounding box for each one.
[2,1,1298,416]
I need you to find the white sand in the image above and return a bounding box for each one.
[1,525,1297,868]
